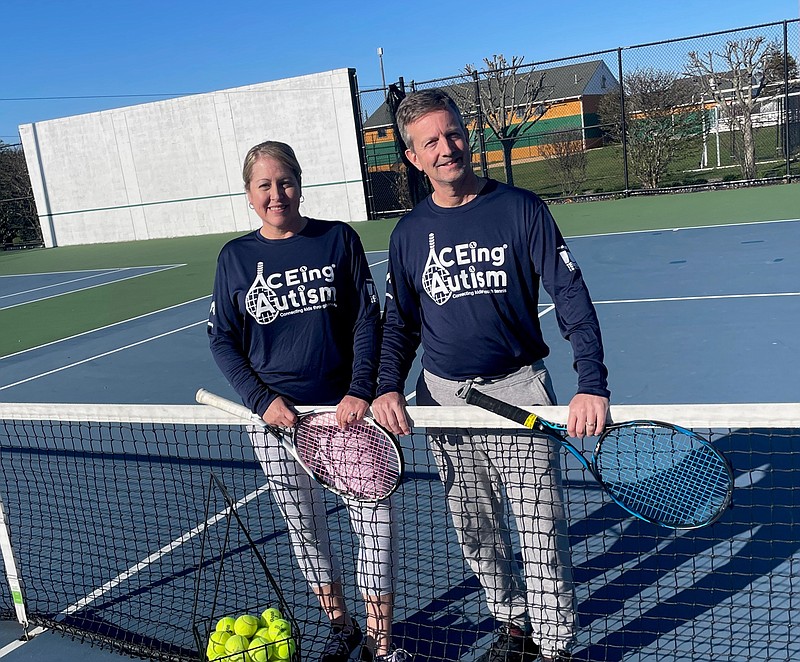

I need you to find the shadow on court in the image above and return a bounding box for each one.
[388,429,799,662]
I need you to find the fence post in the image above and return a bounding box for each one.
[617,48,630,195]
[351,70,377,220]
[472,71,489,177]
[783,21,791,179]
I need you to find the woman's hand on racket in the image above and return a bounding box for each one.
[567,393,609,438]
[263,396,298,428]
[335,395,369,429]
[372,391,411,436]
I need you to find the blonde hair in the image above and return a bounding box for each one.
[242,141,302,189]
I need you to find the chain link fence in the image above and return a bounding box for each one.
[359,19,800,218]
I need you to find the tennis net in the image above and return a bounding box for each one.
[0,402,798,661]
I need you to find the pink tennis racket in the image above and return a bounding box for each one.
[196,389,403,502]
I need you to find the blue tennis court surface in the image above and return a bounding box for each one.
[0,220,798,661]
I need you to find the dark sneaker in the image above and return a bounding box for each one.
[359,646,412,662]
[321,621,363,662]
[475,625,540,662]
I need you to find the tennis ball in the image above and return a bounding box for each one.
[254,627,273,642]
[260,607,283,627]
[225,634,252,662]
[268,618,292,642]
[271,637,296,661]
[215,615,236,633]
[234,614,260,638]
[248,635,271,662]
[207,630,231,657]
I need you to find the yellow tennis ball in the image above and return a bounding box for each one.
[270,637,295,661]
[248,636,271,662]
[215,616,236,633]
[225,634,252,662]
[268,618,291,640]
[260,607,283,628]
[234,614,260,638]
[207,630,231,657]
[254,627,273,643]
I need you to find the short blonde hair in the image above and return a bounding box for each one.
[242,141,302,189]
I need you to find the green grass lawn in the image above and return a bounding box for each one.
[490,124,798,198]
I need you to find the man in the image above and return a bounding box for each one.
[372,89,610,662]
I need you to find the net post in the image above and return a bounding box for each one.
[0,496,29,635]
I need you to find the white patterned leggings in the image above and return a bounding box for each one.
[250,429,397,596]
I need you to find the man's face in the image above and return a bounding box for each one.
[404,109,471,190]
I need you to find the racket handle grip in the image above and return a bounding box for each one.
[461,387,537,429]
[196,388,260,423]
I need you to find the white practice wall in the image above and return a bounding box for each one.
[19,69,367,247]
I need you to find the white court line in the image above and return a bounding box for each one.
[594,291,800,305]
[60,484,271,615]
[368,258,388,267]
[0,321,205,391]
[0,266,170,278]
[0,627,47,654]
[534,293,799,312]
[0,264,185,312]
[0,295,211,361]
[0,268,128,300]
[565,216,800,240]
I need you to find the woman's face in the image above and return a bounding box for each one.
[246,156,303,238]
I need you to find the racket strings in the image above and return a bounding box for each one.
[294,413,400,501]
[596,426,731,527]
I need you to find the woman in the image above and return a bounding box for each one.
[208,141,406,662]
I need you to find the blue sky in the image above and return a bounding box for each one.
[1,0,798,142]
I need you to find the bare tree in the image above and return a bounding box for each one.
[0,142,41,247]
[686,36,777,180]
[456,55,550,186]
[599,67,705,189]
[542,129,587,196]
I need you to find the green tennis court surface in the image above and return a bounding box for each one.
[1,183,797,358]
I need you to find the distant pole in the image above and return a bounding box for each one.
[377,47,387,99]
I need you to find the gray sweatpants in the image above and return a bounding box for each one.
[250,429,397,596]
[418,363,576,656]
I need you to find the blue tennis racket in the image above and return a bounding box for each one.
[457,383,734,530]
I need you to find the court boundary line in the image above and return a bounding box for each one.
[0,265,182,278]
[0,321,206,391]
[1,257,388,361]
[565,216,800,240]
[1,267,155,301]
[0,264,185,312]
[593,291,800,305]
[0,296,210,362]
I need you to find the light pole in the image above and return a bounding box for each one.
[377,47,387,98]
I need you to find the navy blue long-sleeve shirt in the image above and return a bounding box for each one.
[208,219,380,417]
[378,179,610,399]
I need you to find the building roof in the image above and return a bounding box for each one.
[363,60,619,129]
